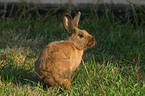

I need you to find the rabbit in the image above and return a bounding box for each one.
[35,11,95,89]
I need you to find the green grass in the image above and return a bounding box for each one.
[0,9,145,95]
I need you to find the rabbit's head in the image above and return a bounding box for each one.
[63,12,95,50]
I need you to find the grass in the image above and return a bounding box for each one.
[0,8,145,95]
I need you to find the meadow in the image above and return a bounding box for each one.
[0,7,145,95]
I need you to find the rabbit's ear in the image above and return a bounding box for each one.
[74,11,81,27]
[63,13,75,35]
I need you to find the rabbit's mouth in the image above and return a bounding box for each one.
[86,37,95,48]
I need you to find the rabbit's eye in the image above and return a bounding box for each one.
[78,33,84,38]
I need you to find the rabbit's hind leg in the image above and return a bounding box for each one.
[44,76,56,89]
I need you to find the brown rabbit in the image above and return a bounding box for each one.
[35,12,95,89]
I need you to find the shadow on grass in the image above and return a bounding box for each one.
[0,64,38,86]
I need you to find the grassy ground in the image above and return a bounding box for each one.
[0,9,145,95]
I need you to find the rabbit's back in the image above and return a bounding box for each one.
[35,40,83,81]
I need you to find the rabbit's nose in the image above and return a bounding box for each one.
[92,37,95,42]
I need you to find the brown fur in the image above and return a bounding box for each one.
[35,12,95,89]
